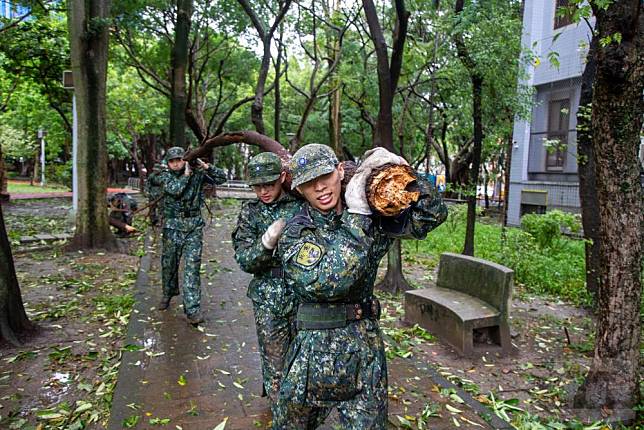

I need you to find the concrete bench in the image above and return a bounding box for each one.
[404,252,514,357]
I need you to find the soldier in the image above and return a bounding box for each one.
[232,152,304,405]
[108,192,138,236]
[273,144,447,429]
[145,162,166,226]
[158,146,227,325]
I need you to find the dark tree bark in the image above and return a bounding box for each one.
[502,133,513,227]
[576,37,600,298]
[236,0,292,135]
[0,203,34,345]
[573,0,642,412]
[274,25,284,142]
[170,0,192,148]
[453,0,483,256]
[362,0,409,151]
[362,0,411,294]
[68,0,117,250]
[184,131,290,163]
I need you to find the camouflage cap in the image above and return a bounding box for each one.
[290,144,338,189]
[166,146,185,161]
[248,152,282,186]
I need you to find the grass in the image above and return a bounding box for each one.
[8,181,70,194]
[403,216,590,306]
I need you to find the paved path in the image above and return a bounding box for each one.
[9,188,138,200]
[109,207,494,430]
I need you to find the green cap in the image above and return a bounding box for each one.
[248,152,282,185]
[166,146,185,161]
[290,144,338,189]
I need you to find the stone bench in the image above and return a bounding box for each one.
[404,252,514,357]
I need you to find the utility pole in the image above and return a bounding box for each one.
[37,129,47,186]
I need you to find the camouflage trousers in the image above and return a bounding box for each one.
[253,300,295,402]
[161,226,203,316]
[272,320,388,429]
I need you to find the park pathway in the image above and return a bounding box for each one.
[108,205,495,430]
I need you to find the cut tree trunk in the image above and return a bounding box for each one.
[68,0,117,250]
[0,203,34,345]
[573,0,642,412]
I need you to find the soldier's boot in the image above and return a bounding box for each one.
[158,296,172,310]
[187,311,205,325]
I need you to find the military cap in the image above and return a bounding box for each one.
[290,144,338,189]
[248,152,282,186]
[166,146,185,161]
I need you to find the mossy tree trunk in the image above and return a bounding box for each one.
[574,0,642,411]
[68,0,116,250]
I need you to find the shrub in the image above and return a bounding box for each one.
[520,210,581,249]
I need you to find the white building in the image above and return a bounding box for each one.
[0,1,29,19]
[507,0,593,226]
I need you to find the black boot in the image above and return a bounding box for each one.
[158,296,171,310]
[187,311,204,325]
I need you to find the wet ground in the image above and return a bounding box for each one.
[108,207,492,430]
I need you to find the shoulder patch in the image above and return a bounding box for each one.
[295,242,324,267]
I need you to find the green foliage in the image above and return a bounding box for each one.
[521,210,581,249]
[404,215,589,305]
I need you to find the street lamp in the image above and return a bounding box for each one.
[37,128,47,186]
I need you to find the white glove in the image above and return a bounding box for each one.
[345,148,408,215]
[261,219,286,250]
[184,162,192,177]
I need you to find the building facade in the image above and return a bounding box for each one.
[0,1,29,19]
[507,0,593,226]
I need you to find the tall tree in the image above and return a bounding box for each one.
[0,203,33,345]
[68,0,116,250]
[574,0,642,411]
[170,0,192,148]
[362,0,411,294]
[236,0,292,135]
[453,0,483,257]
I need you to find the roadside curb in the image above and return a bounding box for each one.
[107,228,156,430]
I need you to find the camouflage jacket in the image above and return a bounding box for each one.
[159,165,226,231]
[145,169,165,200]
[232,193,304,313]
[276,175,447,405]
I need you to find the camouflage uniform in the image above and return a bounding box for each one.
[145,163,166,226]
[159,147,227,317]
[272,145,447,429]
[108,192,138,236]
[232,152,304,401]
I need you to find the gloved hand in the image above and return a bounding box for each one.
[184,161,192,177]
[261,219,286,250]
[345,147,408,215]
[196,158,210,169]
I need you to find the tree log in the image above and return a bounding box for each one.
[366,163,419,216]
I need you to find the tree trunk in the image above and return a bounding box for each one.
[462,75,483,256]
[574,0,642,412]
[274,26,283,142]
[502,133,513,227]
[0,203,33,345]
[170,0,192,148]
[576,37,600,299]
[68,0,117,250]
[375,239,411,294]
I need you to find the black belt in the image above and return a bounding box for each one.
[296,299,381,330]
[269,267,283,278]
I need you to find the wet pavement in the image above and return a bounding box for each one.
[108,206,494,430]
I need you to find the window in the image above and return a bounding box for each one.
[545,99,570,170]
[554,0,573,29]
